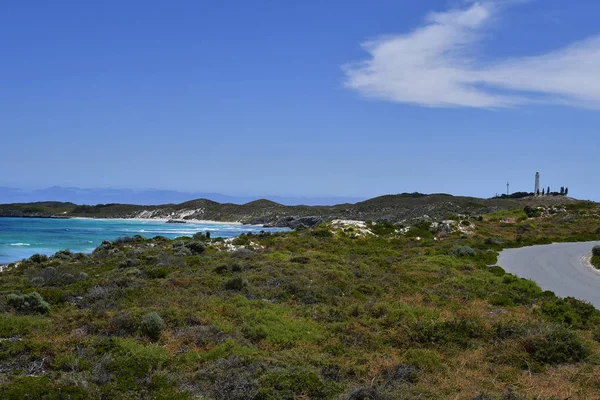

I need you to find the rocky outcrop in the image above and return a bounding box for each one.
[251,216,332,229]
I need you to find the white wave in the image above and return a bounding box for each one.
[10,243,30,246]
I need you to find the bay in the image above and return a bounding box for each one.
[0,217,287,264]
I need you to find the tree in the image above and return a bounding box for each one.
[536,189,540,196]
[542,188,545,195]
[565,187,569,196]
[560,187,565,195]
[547,186,551,194]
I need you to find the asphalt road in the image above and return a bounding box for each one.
[497,241,600,308]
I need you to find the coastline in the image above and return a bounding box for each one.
[70,216,246,226]
[0,217,283,267]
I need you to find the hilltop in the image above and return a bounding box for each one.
[0,193,581,228]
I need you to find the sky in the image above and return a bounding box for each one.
[1,0,599,201]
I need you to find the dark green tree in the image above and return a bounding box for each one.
[565,187,569,196]
[542,188,545,195]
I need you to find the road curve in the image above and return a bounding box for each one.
[497,241,600,308]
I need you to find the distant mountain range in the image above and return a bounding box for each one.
[0,186,364,207]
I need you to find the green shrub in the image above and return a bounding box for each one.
[93,240,114,253]
[407,319,482,348]
[523,325,590,365]
[592,326,600,343]
[147,267,170,279]
[28,254,48,263]
[258,368,341,399]
[53,249,73,260]
[497,275,543,305]
[366,220,398,236]
[524,206,542,218]
[174,247,192,257]
[118,258,140,269]
[6,292,50,314]
[484,238,504,246]
[474,250,498,265]
[107,338,169,383]
[405,221,434,239]
[449,245,476,257]
[225,277,249,291]
[538,297,600,329]
[592,245,600,257]
[186,241,206,255]
[192,232,210,241]
[140,312,166,341]
[0,376,87,400]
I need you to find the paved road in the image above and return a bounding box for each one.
[497,241,600,308]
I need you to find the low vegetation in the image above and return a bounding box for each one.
[0,203,599,398]
[592,245,600,269]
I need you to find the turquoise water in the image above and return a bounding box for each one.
[0,217,288,264]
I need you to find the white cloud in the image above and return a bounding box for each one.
[344,2,600,109]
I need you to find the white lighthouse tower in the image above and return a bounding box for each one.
[535,172,540,195]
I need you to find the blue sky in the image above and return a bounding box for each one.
[1,0,599,201]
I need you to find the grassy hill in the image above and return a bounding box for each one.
[0,193,581,227]
[0,202,599,398]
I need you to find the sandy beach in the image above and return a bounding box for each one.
[71,216,246,225]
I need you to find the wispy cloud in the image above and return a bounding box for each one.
[343,2,600,109]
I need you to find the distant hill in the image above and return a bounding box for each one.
[0,186,364,206]
[0,192,584,228]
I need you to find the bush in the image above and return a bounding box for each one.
[186,241,206,255]
[225,277,248,291]
[592,246,600,257]
[524,206,542,218]
[93,240,114,253]
[53,249,73,260]
[232,248,255,258]
[118,258,140,269]
[140,312,165,341]
[259,368,341,399]
[6,292,50,314]
[110,311,138,336]
[193,232,211,241]
[538,297,600,329]
[592,326,600,343]
[449,245,476,257]
[147,267,170,279]
[174,247,192,257]
[484,238,503,246]
[28,254,48,263]
[407,319,482,348]
[523,325,590,365]
[196,356,260,400]
[366,220,398,236]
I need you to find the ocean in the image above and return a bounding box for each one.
[0,217,288,264]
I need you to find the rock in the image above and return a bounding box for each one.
[250,215,330,229]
